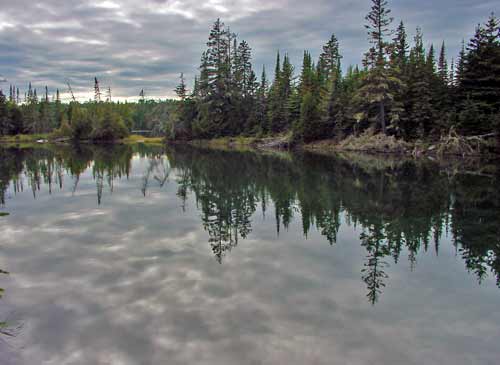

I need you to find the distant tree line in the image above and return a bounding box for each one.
[169,0,500,145]
[0,79,176,140]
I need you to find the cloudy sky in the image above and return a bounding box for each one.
[0,0,498,101]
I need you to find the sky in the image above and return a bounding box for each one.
[0,0,498,101]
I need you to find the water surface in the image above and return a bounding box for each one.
[0,144,499,365]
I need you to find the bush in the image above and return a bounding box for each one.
[90,109,129,141]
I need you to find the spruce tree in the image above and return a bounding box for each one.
[438,42,448,84]
[404,28,434,138]
[434,41,451,130]
[318,34,341,86]
[459,13,500,134]
[54,89,63,129]
[256,66,268,132]
[390,21,409,73]
[0,90,8,135]
[175,73,188,100]
[293,51,322,142]
[268,51,290,133]
[356,0,401,134]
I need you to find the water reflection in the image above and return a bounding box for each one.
[1,144,499,306]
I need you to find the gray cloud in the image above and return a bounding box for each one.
[0,0,498,101]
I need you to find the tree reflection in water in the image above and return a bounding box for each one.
[1,144,499,304]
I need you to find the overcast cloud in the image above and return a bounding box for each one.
[0,0,498,101]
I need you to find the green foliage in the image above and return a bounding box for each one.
[168,8,498,146]
[457,13,500,135]
[90,107,129,141]
[2,5,499,147]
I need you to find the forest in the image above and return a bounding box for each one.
[0,83,176,140]
[169,1,500,146]
[0,0,499,147]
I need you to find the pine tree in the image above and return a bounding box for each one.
[106,87,112,102]
[198,52,210,98]
[206,18,230,95]
[326,62,347,137]
[434,41,452,130]
[365,0,393,66]
[251,66,268,134]
[455,40,466,90]
[0,90,8,135]
[404,28,434,138]
[237,40,253,96]
[438,41,448,84]
[318,34,342,86]
[94,77,101,102]
[175,73,188,100]
[390,21,409,73]
[459,13,500,134]
[267,51,289,133]
[193,19,239,137]
[356,0,400,134]
[292,51,322,143]
[24,82,39,133]
[54,89,63,129]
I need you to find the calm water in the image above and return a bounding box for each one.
[0,144,499,365]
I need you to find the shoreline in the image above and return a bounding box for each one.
[177,133,500,160]
[2,133,499,161]
[0,134,165,147]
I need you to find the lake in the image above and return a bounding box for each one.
[0,144,499,365]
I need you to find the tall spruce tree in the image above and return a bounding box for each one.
[254,66,269,133]
[268,51,292,133]
[355,0,402,134]
[459,13,500,135]
[404,28,434,138]
[0,90,8,135]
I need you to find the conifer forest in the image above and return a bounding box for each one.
[0,0,499,151]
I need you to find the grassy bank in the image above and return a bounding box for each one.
[0,134,165,147]
[186,136,260,151]
[0,133,51,143]
[120,135,165,145]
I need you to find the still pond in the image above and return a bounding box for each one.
[0,144,499,364]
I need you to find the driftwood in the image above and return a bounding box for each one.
[464,132,497,140]
[434,128,496,157]
[257,137,290,149]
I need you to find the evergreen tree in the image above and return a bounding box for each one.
[293,51,322,142]
[0,90,8,135]
[356,0,401,134]
[254,66,269,133]
[390,21,409,72]
[38,86,51,133]
[404,28,434,138]
[434,41,452,130]
[94,77,101,103]
[318,34,342,87]
[459,14,500,135]
[438,42,449,84]
[267,51,291,133]
[54,89,63,129]
[175,73,188,100]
